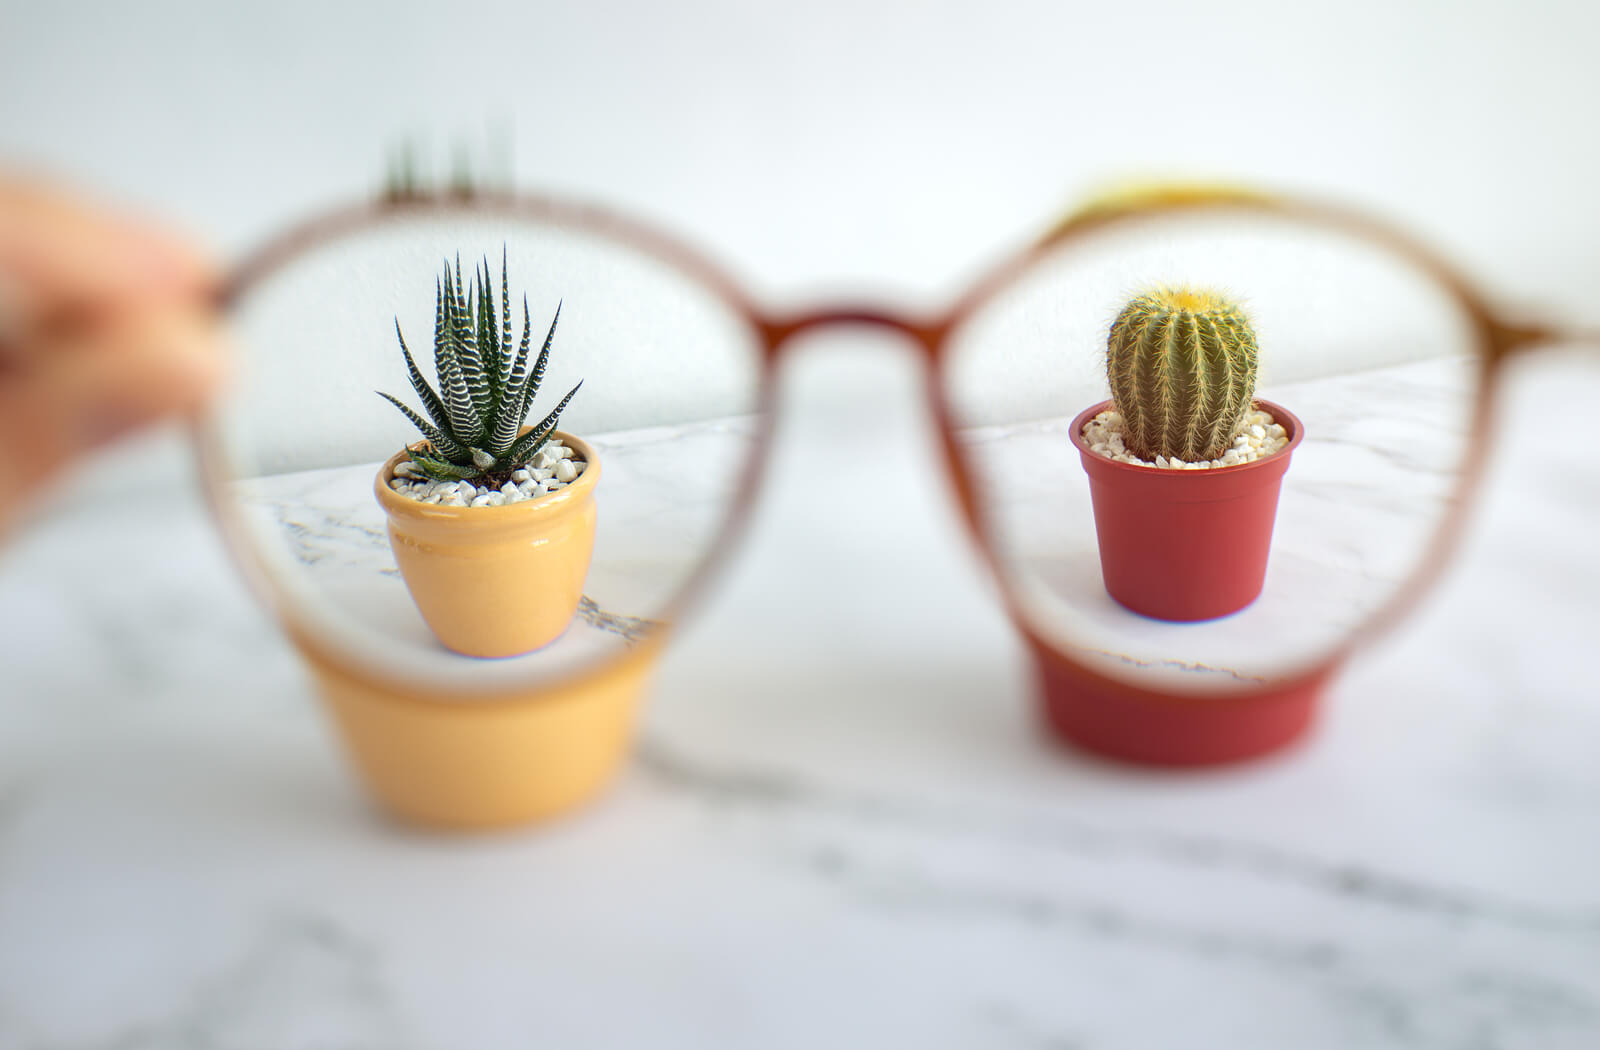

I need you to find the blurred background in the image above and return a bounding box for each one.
[7,0,1598,314]
[5,0,1598,498]
[2,2,1598,1048]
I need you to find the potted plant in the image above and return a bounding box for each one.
[1070,286,1304,621]
[374,254,598,657]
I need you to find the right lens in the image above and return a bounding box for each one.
[943,206,1483,692]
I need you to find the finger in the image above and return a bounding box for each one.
[0,176,215,336]
[0,305,226,488]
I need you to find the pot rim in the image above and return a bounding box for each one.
[1069,398,1304,476]
[374,429,600,521]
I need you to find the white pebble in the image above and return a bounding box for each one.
[1083,408,1289,470]
[558,446,575,459]
[392,447,592,505]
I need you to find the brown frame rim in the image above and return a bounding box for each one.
[194,181,1566,707]
[922,188,1526,701]
[195,189,783,702]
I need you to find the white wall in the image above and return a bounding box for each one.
[5,0,1596,300]
[4,0,1597,445]
[225,215,764,473]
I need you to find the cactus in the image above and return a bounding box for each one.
[377,252,581,484]
[1106,286,1258,463]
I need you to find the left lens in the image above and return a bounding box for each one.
[206,202,764,691]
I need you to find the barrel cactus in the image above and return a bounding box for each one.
[378,252,581,484]
[1106,286,1258,463]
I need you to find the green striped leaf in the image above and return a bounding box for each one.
[376,391,469,461]
[409,448,482,481]
[492,246,512,405]
[488,298,558,456]
[504,379,583,466]
[435,262,484,444]
[394,318,452,435]
[526,298,558,403]
[455,269,493,424]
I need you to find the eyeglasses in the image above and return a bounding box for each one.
[197,179,1595,828]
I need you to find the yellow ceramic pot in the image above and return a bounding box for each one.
[297,628,662,830]
[375,430,599,658]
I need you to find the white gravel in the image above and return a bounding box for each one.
[388,438,588,505]
[1083,408,1288,469]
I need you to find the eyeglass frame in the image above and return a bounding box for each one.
[195,180,1593,761]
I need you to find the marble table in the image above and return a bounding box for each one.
[1,343,1596,1050]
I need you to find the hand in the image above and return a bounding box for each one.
[0,175,223,539]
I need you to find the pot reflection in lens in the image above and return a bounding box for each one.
[943,209,1480,691]
[211,211,763,691]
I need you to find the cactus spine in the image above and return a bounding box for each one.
[1106,287,1258,463]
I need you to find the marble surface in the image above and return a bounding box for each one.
[0,343,1597,1050]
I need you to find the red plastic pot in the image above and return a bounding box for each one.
[1070,398,1304,622]
[1030,635,1330,767]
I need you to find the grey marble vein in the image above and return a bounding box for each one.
[0,915,419,1050]
[792,840,1350,970]
[635,738,1600,938]
[257,496,396,576]
[1332,970,1600,1050]
[781,842,1599,1050]
[575,596,663,645]
[1064,645,1267,683]
[974,1002,1089,1050]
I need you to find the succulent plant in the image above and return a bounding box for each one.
[378,252,581,484]
[1106,286,1258,462]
